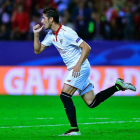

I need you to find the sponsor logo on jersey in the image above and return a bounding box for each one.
[53,39,55,42]
[76,37,81,43]
[60,39,63,44]
[67,80,71,82]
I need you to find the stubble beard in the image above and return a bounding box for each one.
[45,23,51,30]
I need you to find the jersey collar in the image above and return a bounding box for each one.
[52,23,62,35]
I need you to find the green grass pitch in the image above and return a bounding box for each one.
[0,96,140,140]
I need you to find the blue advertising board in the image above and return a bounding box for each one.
[0,41,140,66]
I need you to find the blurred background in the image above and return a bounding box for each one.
[0,0,140,96]
[0,0,140,41]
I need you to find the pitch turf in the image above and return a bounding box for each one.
[0,96,140,140]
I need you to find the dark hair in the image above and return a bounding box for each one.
[43,7,59,23]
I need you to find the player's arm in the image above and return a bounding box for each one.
[72,41,91,77]
[77,41,91,66]
[33,24,49,54]
[65,28,91,77]
[34,34,48,54]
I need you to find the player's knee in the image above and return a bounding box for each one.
[87,103,94,109]
[88,104,96,109]
[84,99,95,109]
[88,105,94,109]
[85,102,93,109]
[88,99,99,109]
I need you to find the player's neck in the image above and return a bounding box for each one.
[51,23,61,33]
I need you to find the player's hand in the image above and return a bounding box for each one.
[33,24,44,34]
[71,64,81,78]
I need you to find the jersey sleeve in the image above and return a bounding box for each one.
[65,28,83,47]
[41,33,52,47]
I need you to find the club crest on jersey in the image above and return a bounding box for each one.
[60,39,63,44]
[53,39,55,42]
[76,37,81,43]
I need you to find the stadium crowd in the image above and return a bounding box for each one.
[0,0,140,41]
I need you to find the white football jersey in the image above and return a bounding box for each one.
[41,24,89,70]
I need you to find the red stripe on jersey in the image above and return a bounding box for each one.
[61,28,66,31]
[41,43,50,47]
[79,41,84,46]
[53,23,62,41]
[52,23,62,35]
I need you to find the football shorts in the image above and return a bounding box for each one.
[64,61,94,96]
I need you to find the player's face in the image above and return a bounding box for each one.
[41,14,51,30]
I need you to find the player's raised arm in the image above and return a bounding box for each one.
[33,24,47,54]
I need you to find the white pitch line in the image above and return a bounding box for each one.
[2,118,54,119]
[0,120,140,129]
[0,127,11,128]
[37,118,53,119]
[89,118,109,119]
[133,118,140,119]
[2,118,109,120]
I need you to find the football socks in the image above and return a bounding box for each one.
[60,92,78,128]
[88,85,118,108]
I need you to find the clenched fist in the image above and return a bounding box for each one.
[33,24,44,34]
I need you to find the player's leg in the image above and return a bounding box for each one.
[81,84,119,107]
[59,84,81,136]
[81,89,95,106]
[81,78,136,108]
[59,62,91,136]
[81,86,118,108]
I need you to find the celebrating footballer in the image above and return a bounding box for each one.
[33,7,136,136]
